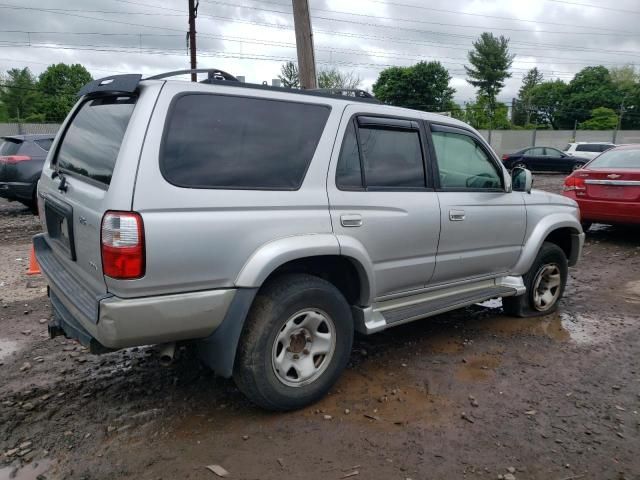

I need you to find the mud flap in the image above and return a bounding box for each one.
[196,288,258,378]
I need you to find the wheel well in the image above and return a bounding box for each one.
[265,256,365,306]
[544,227,576,260]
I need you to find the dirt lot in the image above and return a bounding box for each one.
[1,174,639,480]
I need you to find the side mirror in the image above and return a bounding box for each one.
[512,167,533,194]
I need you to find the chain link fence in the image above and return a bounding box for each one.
[479,129,640,157]
[0,123,61,136]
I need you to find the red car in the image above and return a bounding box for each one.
[563,144,640,230]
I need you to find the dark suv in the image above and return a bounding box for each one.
[0,134,55,210]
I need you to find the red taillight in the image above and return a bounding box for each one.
[501,154,509,161]
[0,155,31,164]
[101,211,145,279]
[563,175,586,192]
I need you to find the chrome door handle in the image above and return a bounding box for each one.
[449,209,466,221]
[340,214,362,227]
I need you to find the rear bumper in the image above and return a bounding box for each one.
[567,194,640,225]
[34,234,236,351]
[0,181,33,201]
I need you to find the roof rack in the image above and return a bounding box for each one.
[309,88,376,99]
[145,68,239,82]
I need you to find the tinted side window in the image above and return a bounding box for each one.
[359,127,424,188]
[336,122,362,189]
[576,144,599,152]
[431,130,502,190]
[162,94,330,190]
[529,147,545,155]
[0,139,22,155]
[56,96,135,185]
[34,138,53,152]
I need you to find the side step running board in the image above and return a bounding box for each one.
[353,277,525,335]
[383,286,515,325]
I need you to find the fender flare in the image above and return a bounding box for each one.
[512,213,582,275]
[199,234,376,377]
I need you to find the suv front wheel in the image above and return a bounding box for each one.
[234,273,353,411]
[502,242,568,317]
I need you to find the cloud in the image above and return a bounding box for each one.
[0,0,638,105]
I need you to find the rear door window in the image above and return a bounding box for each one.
[0,138,22,156]
[161,94,330,190]
[55,96,136,186]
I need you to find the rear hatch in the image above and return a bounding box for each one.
[38,95,138,298]
[0,137,24,181]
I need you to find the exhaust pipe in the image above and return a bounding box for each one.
[158,342,176,367]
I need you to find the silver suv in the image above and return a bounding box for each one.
[34,70,584,410]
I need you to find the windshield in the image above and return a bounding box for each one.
[588,148,640,169]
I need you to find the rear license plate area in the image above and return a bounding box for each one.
[601,186,626,199]
[44,198,76,260]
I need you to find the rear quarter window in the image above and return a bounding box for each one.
[34,138,53,152]
[55,96,136,185]
[160,93,330,190]
[0,138,22,156]
[576,144,602,153]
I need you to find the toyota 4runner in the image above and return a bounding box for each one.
[34,70,584,410]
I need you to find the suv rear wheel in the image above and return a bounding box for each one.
[234,273,353,411]
[502,242,568,317]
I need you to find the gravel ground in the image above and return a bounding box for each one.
[1,174,640,480]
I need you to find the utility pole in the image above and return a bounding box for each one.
[613,99,626,144]
[291,0,317,89]
[187,0,198,82]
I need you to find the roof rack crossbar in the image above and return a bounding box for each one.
[308,88,376,99]
[145,68,239,82]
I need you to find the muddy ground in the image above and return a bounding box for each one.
[1,174,639,480]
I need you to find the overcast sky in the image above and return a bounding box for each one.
[1,0,639,104]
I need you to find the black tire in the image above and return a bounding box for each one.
[513,162,526,170]
[233,273,354,411]
[502,242,568,317]
[572,162,585,171]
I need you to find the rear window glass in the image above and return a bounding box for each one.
[588,149,640,169]
[56,96,135,185]
[34,138,53,152]
[0,138,22,156]
[576,144,607,153]
[161,94,330,190]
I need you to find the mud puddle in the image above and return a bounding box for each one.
[0,338,20,361]
[0,459,54,480]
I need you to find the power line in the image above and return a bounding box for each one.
[202,0,640,37]
[544,0,640,15]
[0,30,633,69]
[361,0,634,34]
[0,41,583,78]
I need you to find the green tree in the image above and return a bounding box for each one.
[512,67,544,126]
[465,33,514,119]
[610,65,640,129]
[0,68,41,121]
[556,66,621,129]
[37,63,92,122]
[372,61,455,111]
[610,65,638,93]
[463,95,510,129]
[278,61,299,89]
[579,107,618,130]
[529,79,568,129]
[317,67,361,90]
